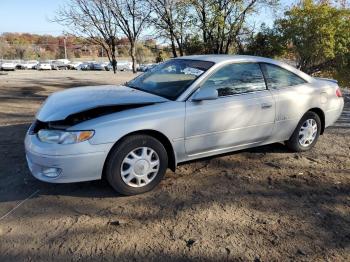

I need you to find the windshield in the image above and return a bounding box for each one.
[126,59,214,100]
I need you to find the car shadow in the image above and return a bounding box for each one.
[0,86,349,260]
[0,118,349,260]
[0,122,289,204]
[0,104,349,203]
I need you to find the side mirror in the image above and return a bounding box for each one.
[192,88,218,101]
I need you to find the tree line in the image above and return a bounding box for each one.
[55,0,279,73]
[0,33,168,63]
[0,33,89,60]
[2,0,349,77]
[55,0,349,74]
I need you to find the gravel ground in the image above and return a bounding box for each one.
[0,70,349,262]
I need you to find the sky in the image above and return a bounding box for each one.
[0,0,294,36]
[0,0,67,35]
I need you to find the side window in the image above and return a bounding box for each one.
[201,63,266,97]
[262,63,306,89]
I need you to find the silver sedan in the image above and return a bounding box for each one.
[25,55,344,195]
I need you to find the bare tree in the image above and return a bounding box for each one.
[147,0,191,57]
[108,0,151,73]
[191,0,277,54]
[54,0,119,73]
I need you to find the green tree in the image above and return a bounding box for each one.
[277,0,350,73]
[183,35,205,55]
[245,23,285,57]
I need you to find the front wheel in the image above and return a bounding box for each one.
[105,135,168,195]
[286,111,321,152]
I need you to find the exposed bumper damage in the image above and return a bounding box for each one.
[25,132,113,183]
[25,85,169,182]
[29,103,156,133]
[25,102,161,182]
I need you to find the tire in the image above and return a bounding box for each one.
[286,111,321,152]
[105,135,168,195]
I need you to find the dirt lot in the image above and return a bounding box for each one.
[0,70,349,261]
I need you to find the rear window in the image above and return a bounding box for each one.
[261,63,307,89]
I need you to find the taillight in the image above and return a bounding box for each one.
[336,88,342,97]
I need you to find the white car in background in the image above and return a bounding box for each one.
[117,60,133,71]
[36,62,52,70]
[1,61,17,71]
[27,60,40,69]
[138,63,158,72]
[68,61,83,70]
[19,60,39,70]
[55,59,70,65]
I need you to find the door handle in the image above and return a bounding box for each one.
[261,103,272,109]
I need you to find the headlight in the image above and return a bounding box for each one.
[37,129,94,144]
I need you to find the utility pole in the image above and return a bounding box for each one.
[64,37,67,59]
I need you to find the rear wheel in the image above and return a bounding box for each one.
[286,111,321,152]
[105,135,168,195]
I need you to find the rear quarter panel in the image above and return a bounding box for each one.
[315,80,344,127]
[271,82,328,142]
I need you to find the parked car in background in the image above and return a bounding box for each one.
[25,60,39,69]
[51,60,69,70]
[137,64,147,72]
[55,59,70,65]
[90,62,106,71]
[16,61,27,70]
[105,62,112,71]
[25,55,344,195]
[67,61,82,70]
[138,63,158,72]
[36,62,52,70]
[50,63,59,70]
[17,60,39,70]
[100,61,112,71]
[79,62,94,71]
[117,60,132,71]
[1,61,17,71]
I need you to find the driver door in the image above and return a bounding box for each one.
[185,62,275,156]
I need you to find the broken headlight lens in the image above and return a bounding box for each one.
[37,130,94,144]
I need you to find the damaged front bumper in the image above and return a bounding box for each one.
[24,133,114,183]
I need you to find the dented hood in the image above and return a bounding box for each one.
[36,85,168,122]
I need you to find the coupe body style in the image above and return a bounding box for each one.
[25,55,344,195]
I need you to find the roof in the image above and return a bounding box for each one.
[175,54,314,83]
[176,54,277,64]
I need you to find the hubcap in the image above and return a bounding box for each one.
[120,147,160,187]
[298,119,317,147]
